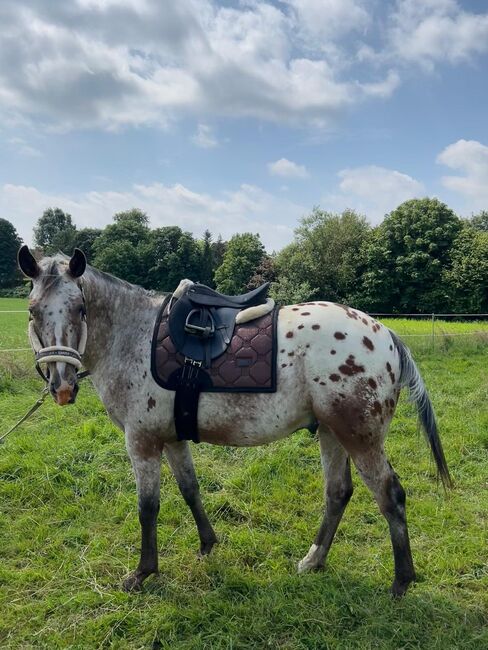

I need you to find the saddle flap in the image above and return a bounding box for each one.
[168,295,239,364]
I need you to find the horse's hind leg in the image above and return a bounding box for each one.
[298,427,353,573]
[352,447,416,597]
[165,440,218,556]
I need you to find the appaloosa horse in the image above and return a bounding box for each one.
[18,247,451,597]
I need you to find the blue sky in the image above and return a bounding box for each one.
[1,0,488,250]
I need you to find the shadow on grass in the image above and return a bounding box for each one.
[138,564,487,650]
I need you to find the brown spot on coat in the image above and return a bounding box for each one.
[362,336,374,351]
[286,331,293,338]
[147,397,156,410]
[318,302,328,306]
[368,378,377,389]
[329,373,341,382]
[281,363,287,368]
[334,332,346,340]
[298,324,304,329]
[292,307,299,311]
[288,351,294,356]
[301,312,310,316]
[339,357,365,375]
[371,401,382,416]
[312,324,320,330]
[320,381,326,386]
[330,349,336,355]
[313,377,319,382]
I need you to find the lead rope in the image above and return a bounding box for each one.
[0,387,49,444]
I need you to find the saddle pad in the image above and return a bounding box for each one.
[151,297,278,393]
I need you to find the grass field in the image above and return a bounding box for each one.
[0,298,487,648]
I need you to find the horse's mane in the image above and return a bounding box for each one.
[43,252,154,297]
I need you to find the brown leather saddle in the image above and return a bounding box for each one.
[168,283,269,367]
[151,282,276,443]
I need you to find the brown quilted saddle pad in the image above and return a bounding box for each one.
[151,297,278,393]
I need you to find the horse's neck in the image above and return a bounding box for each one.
[81,271,157,374]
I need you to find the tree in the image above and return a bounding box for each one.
[93,240,146,286]
[0,218,22,288]
[73,228,102,262]
[360,198,462,312]
[469,210,488,232]
[211,235,227,275]
[214,233,265,294]
[199,230,214,287]
[143,226,201,291]
[33,207,77,254]
[92,209,150,286]
[273,208,371,305]
[246,255,277,290]
[444,225,488,312]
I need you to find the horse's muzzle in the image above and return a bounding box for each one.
[50,381,79,406]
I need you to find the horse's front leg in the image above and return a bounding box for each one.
[165,440,218,556]
[123,433,163,591]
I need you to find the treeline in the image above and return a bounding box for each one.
[1,198,487,313]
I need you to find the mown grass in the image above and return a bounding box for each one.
[0,300,487,648]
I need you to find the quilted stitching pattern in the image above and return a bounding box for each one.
[153,306,275,391]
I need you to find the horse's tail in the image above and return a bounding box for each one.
[389,329,452,489]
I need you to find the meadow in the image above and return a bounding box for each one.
[0,298,487,648]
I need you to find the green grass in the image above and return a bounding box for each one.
[0,299,487,648]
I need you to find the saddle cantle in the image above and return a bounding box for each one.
[151,281,278,444]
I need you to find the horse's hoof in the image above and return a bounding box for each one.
[297,544,323,574]
[198,538,218,557]
[390,577,414,598]
[123,570,155,592]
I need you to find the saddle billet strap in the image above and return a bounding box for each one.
[174,358,204,443]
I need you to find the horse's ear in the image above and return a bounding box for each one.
[18,245,39,278]
[68,248,87,278]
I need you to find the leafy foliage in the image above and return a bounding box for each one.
[444,224,488,312]
[360,198,462,312]
[0,218,22,288]
[469,210,488,232]
[214,233,265,294]
[274,209,370,305]
[33,207,77,255]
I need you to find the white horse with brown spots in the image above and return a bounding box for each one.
[18,247,451,597]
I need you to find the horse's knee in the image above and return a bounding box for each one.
[327,482,353,513]
[381,473,406,518]
[138,496,160,525]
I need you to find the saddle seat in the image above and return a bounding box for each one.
[185,283,269,309]
[168,281,270,367]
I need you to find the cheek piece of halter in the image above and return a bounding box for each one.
[28,286,89,385]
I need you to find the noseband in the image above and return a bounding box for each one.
[28,285,88,383]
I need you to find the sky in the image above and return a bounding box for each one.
[1,0,488,251]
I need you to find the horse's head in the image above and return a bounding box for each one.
[18,246,87,406]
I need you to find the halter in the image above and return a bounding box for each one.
[28,284,88,383]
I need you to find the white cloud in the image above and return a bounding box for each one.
[283,0,370,46]
[326,165,425,222]
[192,124,218,149]
[388,0,488,69]
[437,139,488,208]
[268,158,309,179]
[0,0,407,131]
[1,181,303,251]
